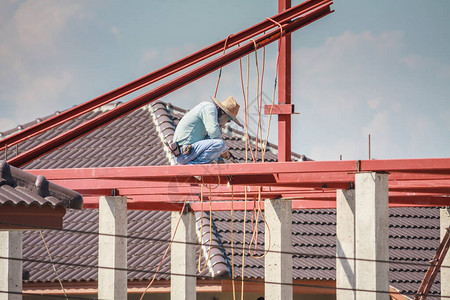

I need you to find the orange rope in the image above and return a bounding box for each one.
[248,187,271,259]
[139,197,188,300]
[250,39,262,162]
[213,34,233,98]
[262,17,284,162]
[240,187,248,300]
[40,230,68,299]
[198,176,220,273]
[230,185,237,300]
[198,180,212,273]
[239,48,257,162]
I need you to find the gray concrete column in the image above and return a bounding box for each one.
[336,189,356,300]
[264,198,292,300]
[355,172,389,300]
[441,208,450,298]
[171,211,196,300]
[98,196,127,300]
[0,231,22,300]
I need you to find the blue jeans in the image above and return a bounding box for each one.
[176,139,226,165]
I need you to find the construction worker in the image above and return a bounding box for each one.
[171,96,243,164]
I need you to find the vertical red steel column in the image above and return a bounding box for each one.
[278,0,292,162]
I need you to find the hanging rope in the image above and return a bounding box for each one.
[40,230,68,300]
[250,39,262,162]
[139,197,189,300]
[213,34,233,98]
[240,187,248,300]
[198,176,220,273]
[248,187,271,259]
[261,17,284,162]
[239,47,257,162]
[230,185,237,300]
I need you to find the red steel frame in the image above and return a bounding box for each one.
[27,158,450,211]
[7,1,332,168]
[3,0,449,212]
[415,226,450,300]
[2,0,330,164]
[278,0,292,162]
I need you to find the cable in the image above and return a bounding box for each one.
[0,290,100,300]
[1,220,447,270]
[0,257,447,300]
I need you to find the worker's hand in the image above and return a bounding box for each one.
[220,150,231,160]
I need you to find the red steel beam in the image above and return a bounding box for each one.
[27,159,450,182]
[8,5,333,168]
[278,0,292,162]
[82,194,450,211]
[27,158,450,210]
[0,0,330,152]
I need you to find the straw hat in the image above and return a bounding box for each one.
[211,96,243,128]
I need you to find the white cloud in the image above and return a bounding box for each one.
[110,25,121,43]
[163,43,198,63]
[0,118,16,133]
[0,0,85,128]
[309,138,363,161]
[14,72,73,123]
[141,49,160,65]
[367,97,382,110]
[14,0,83,52]
[361,111,403,159]
[288,30,449,159]
[439,109,450,132]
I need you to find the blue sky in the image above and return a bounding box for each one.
[1,0,449,161]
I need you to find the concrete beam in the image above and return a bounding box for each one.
[355,172,389,300]
[265,198,293,300]
[0,231,22,300]
[98,196,127,300]
[336,189,356,300]
[441,208,450,298]
[171,211,196,300]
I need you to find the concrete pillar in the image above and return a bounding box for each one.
[336,189,356,300]
[441,208,450,298]
[264,198,292,300]
[98,196,127,300]
[171,211,196,300]
[0,231,22,300]
[355,172,389,300]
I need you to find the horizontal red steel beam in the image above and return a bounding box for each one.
[26,158,449,210]
[8,5,333,168]
[28,158,450,182]
[80,195,450,211]
[0,0,331,152]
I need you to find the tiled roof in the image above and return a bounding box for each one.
[1,101,442,298]
[213,207,441,297]
[0,160,82,209]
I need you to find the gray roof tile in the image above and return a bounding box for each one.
[1,101,443,297]
[0,160,82,210]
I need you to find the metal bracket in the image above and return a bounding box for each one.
[264,104,296,115]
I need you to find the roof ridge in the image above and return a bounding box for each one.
[195,211,231,278]
[147,101,176,165]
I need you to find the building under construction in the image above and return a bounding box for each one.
[0,1,449,299]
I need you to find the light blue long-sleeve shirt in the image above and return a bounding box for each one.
[173,101,222,146]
